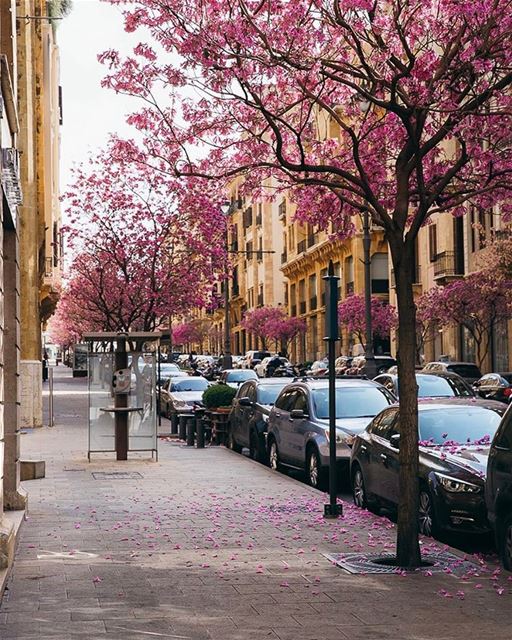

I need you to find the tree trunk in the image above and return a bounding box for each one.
[390,237,421,567]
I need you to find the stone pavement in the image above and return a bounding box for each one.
[0,367,510,640]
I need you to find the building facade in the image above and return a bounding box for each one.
[17,0,63,428]
[0,0,28,581]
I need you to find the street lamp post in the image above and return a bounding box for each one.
[221,202,233,370]
[362,209,377,379]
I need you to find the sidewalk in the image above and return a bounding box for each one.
[0,367,510,639]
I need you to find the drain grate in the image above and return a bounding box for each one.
[92,471,143,480]
[324,550,478,575]
[267,504,316,514]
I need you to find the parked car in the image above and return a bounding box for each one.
[159,376,210,418]
[254,356,292,378]
[486,405,512,570]
[351,398,506,537]
[231,355,245,369]
[228,378,294,461]
[266,378,396,488]
[373,371,475,399]
[474,373,512,404]
[242,350,272,369]
[422,361,482,384]
[309,358,329,377]
[218,368,258,388]
[157,362,187,385]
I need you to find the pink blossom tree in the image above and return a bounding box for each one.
[241,306,285,350]
[422,275,512,370]
[62,141,227,333]
[266,315,307,356]
[338,295,397,348]
[172,319,211,352]
[101,0,512,565]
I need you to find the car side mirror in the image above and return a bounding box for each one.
[390,433,400,448]
[290,409,307,420]
[239,397,252,407]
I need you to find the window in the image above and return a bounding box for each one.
[309,274,317,310]
[493,413,512,450]
[345,256,354,295]
[371,253,389,294]
[275,389,297,411]
[246,240,253,260]
[369,409,398,439]
[428,224,437,262]
[292,391,309,414]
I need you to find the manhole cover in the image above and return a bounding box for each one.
[92,472,143,480]
[324,551,478,575]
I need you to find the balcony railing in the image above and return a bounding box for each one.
[310,295,317,311]
[433,252,463,280]
[299,301,306,315]
[297,239,307,254]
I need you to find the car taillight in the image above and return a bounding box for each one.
[504,387,512,397]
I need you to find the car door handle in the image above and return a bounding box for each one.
[380,453,388,463]
[360,445,367,452]
[274,412,281,418]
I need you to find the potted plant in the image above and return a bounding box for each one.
[202,383,236,412]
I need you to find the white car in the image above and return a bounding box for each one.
[254,356,291,378]
[219,369,258,388]
[159,376,210,418]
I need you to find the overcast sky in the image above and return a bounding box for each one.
[58,0,142,191]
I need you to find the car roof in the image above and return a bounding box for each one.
[376,371,465,381]
[416,397,505,410]
[256,377,294,384]
[292,378,383,390]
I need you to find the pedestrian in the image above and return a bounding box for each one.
[42,350,49,382]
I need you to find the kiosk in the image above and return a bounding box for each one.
[84,332,161,461]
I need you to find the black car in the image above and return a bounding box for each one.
[422,361,482,384]
[486,406,512,570]
[228,378,294,461]
[351,398,505,537]
[474,373,512,404]
[373,371,475,399]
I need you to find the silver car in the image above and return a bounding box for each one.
[266,378,396,489]
[159,376,210,418]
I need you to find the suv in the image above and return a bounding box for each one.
[422,361,482,384]
[486,407,512,570]
[266,378,395,488]
[228,378,294,461]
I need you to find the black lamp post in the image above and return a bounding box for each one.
[323,260,342,519]
[362,209,377,379]
[221,202,233,370]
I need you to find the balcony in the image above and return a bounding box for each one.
[297,239,307,254]
[299,301,306,315]
[310,295,317,311]
[433,252,463,284]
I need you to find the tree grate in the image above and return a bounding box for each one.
[92,471,143,480]
[324,551,478,575]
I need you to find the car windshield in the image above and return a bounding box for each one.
[418,406,502,445]
[417,375,472,398]
[448,364,481,378]
[312,387,392,419]
[172,379,209,392]
[227,371,257,382]
[257,384,287,405]
[160,364,180,373]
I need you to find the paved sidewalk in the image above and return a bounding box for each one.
[0,367,510,639]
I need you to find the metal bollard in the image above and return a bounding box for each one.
[170,412,178,435]
[186,416,195,446]
[48,367,55,427]
[196,410,205,448]
[178,414,188,440]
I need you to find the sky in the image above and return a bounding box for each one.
[58,0,142,191]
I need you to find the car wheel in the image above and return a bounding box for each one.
[268,439,280,471]
[498,515,512,571]
[306,447,326,490]
[352,465,368,509]
[418,490,437,537]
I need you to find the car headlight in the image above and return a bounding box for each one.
[434,473,481,494]
[325,429,353,445]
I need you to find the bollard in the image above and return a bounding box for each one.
[178,414,188,440]
[196,410,205,448]
[186,416,195,446]
[48,367,54,427]
[170,412,178,435]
